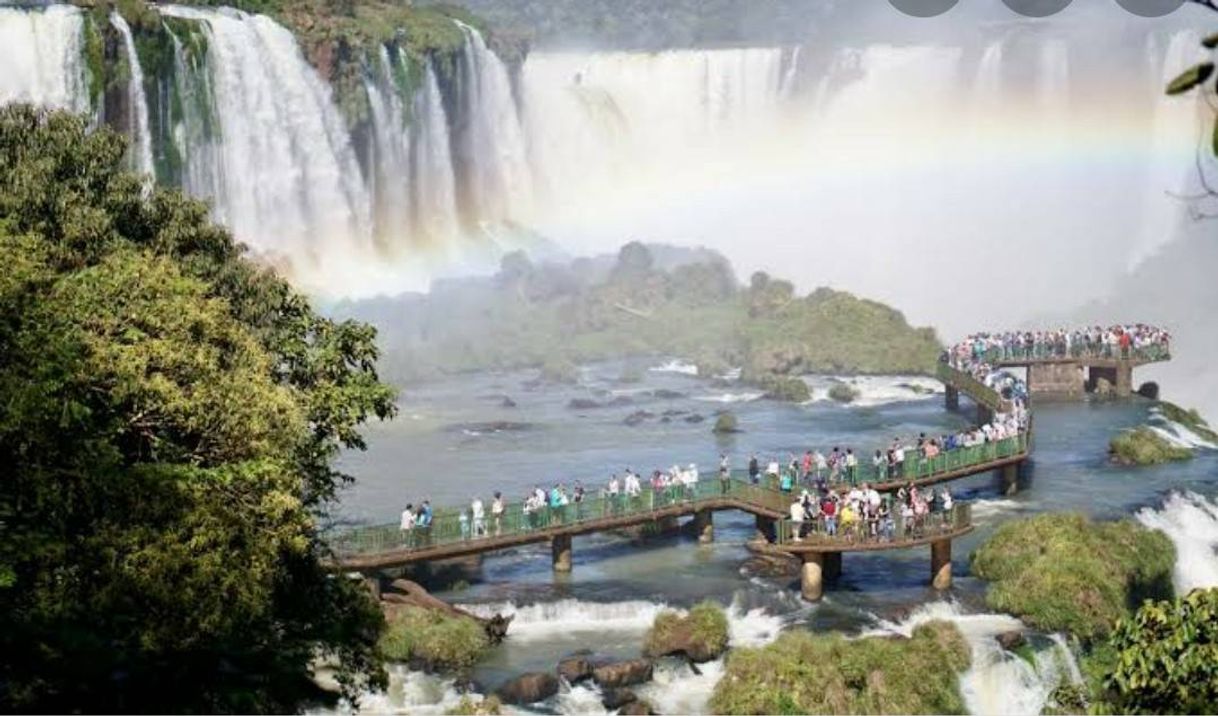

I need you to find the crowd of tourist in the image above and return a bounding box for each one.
[947,324,1170,366]
[786,481,955,543]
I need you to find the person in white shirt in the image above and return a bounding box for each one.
[608,475,620,496]
[491,492,504,536]
[471,497,485,537]
[400,504,415,532]
[789,499,804,542]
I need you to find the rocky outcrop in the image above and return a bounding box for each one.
[496,672,558,705]
[556,655,593,685]
[995,630,1026,651]
[385,579,513,643]
[601,687,638,710]
[619,700,656,715]
[591,659,653,688]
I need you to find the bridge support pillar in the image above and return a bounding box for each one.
[801,552,825,601]
[945,385,959,411]
[755,515,776,541]
[694,509,714,543]
[1000,463,1019,496]
[824,551,842,580]
[1115,362,1133,398]
[552,534,572,573]
[931,538,952,591]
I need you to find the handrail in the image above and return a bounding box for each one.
[936,362,1008,412]
[978,343,1171,365]
[773,501,972,547]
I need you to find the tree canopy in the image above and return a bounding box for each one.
[0,104,397,712]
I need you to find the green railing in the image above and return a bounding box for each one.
[774,501,972,547]
[328,477,787,558]
[936,362,1008,412]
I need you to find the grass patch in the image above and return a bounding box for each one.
[1109,427,1193,466]
[379,605,490,673]
[970,513,1174,642]
[710,621,970,714]
[828,382,860,403]
[445,695,502,715]
[643,600,730,662]
[713,412,739,434]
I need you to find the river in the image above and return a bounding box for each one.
[330,358,1218,714]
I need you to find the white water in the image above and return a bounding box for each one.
[410,59,461,249]
[159,5,373,291]
[1147,407,1218,450]
[648,359,699,376]
[110,12,155,179]
[869,601,1082,716]
[364,47,414,254]
[1137,491,1218,593]
[803,374,943,407]
[0,5,89,113]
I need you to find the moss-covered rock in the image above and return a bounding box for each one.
[1109,427,1193,466]
[539,358,579,385]
[970,513,1174,642]
[643,600,730,663]
[379,605,490,673]
[445,695,502,715]
[710,621,970,714]
[753,374,811,402]
[713,412,740,434]
[828,382,860,403]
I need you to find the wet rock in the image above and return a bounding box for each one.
[501,396,518,408]
[1094,378,1114,397]
[1137,381,1160,400]
[624,410,655,426]
[496,672,559,705]
[445,421,532,434]
[995,630,1027,651]
[608,395,635,407]
[652,389,686,400]
[619,699,655,715]
[601,688,637,710]
[683,413,705,424]
[592,658,653,688]
[557,655,593,685]
[741,553,800,578]
[568,398,603,410]
[661,409,687,417]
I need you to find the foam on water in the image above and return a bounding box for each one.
[970,498,1032,522]
[458,598,670,641]
[1147,409,1217,450]
[867,600,1081,716]
[693,391,765,404]
[805,375,942,407]
[341,665,473,714]
[648,359,699,376]
[1137,491,1218,593]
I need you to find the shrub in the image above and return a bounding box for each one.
[971,513,1174,642]
[828,382,860,403]
[644,600,730,662]
[710,621,970,714]
[379,606,490,673]
[1109,427,1193,466]
[713,412,740,434]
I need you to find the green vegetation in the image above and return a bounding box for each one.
[355,243,941,385]
[1156,400,1218,443]
[713,412,740,434]
[1109,427,1193,466]
[379,606,490,673]
[828,382,860,403]
[971,513,1174,642]
[1103,588,1218,714]
[0,106,396,711]
[643,600,730,662]
[709,621,970,715]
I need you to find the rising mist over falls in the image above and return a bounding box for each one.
[2,0,1216,414]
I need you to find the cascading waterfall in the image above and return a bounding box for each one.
[110,12,155,178]
[159,5,372,288]
[452,20,534,228]
[410,59,461,248]
[364,46,414,253]
[165,23,225,206]
[1137,491,1218,593]
[0,5,88,113]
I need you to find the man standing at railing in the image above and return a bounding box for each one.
[400,503,415,547]
[417,501,433,546]
[719,454,731,495]
[846,448,858,486]
[748,453,760,485]
[491,492,504,536]
[471,496,485,537]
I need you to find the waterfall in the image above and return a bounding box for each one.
[158,5,372,288]
[364,46,414,253]
[453,20,534,228]
[1137,491,1218,593]
[0,5,88,113]
[166,22,224,204]
[110,12,155,179]
[410,59,461,247]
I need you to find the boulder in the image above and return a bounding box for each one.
[608,395,635,407]
[496,672,559,706]
[600,688,638,710]
[623,410,655,426]
[1093,378,1113,397]
[683,413,705,424]
[652,389,686,400]
[995,630,1026,651]
[1137,381,1160,400]
[568,398,603,410]
[556,655,593,685]
[741,553,800,578]
[501,396,518,408]
[619,699,655,715]
[592,659,653,688]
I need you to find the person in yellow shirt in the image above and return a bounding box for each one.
[839,501,858,540]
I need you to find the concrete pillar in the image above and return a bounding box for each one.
[931,539,952,590]
[552,534,572,573]
[824,551,842,580]
[755,515,776,542]
[1000,463,1019,496]
[1030,363,1085,397]
[801,552,825,601]
[694,509,714,544]
[945,385,959,411]
[1115,363,1133,398]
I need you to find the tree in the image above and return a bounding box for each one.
[1105,588,1218,713]
[0,105,396,712]
[1161,2,1218,218]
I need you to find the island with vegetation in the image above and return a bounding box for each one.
[1109,400,1217,466]
[340,242,942,392]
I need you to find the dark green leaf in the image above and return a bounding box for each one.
[1166,62,1214,95]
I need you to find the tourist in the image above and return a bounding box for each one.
[719,453,731,494]
[471,496,485,537]
[459,509,470,540]
[822,493,838,536]
[839,498,858,541]
[789,497,805,542]
[748,453,760,484]
[400,503,415,547]
[814,450,827,482]
[846,448,858,485]
[873,449,885,482]
[491,492,504,535]
[879,500,894,541]
[801,450,813,482]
